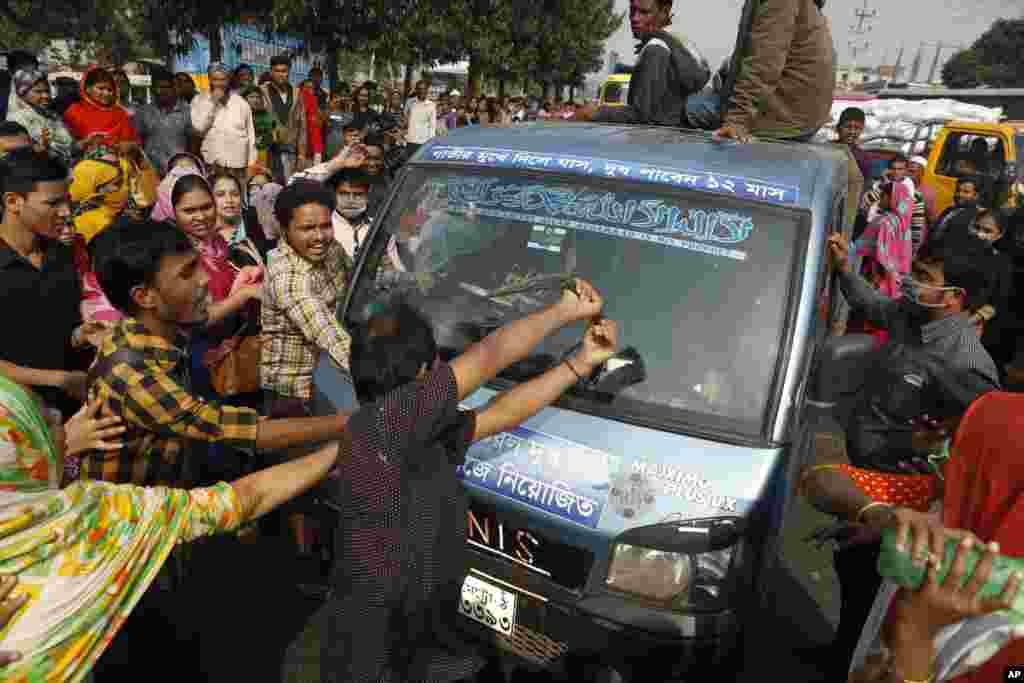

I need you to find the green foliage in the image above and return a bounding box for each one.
[942,18,1024,89]
[971,18,1024,88]
[941,49,980,89]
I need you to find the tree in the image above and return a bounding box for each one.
[941,49,980,89]
[971,18,1024,88]
[942,18,1024,89]
[1,0,154,66]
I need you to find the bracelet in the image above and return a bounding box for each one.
[564,359,584,381]
[856,501,895,525]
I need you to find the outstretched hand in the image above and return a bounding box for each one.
[65,398,126,457]
[887,536,1023,644]
[558,278,604,323]
[0,575,28,666]
[574,318,619,371]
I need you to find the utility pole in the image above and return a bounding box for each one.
[910,42,925,82]
[893,44,905,80]
[848,0,877,85]
[926,42,944,85]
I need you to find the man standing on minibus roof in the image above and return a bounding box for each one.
[580,0,711,127]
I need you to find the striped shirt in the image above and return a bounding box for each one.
[838,269,1000,387]
[82,319,260,488]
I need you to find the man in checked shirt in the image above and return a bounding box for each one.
[261,181,356,563]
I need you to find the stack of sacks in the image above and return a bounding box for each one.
[813,98,1004,144]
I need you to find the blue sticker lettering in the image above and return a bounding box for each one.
[458,426,618,529]
[445,177,756,261]
[427,146,799,205]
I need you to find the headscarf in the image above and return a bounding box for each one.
[11,69,58,121]
[850,392,1024,682]
[151,164,202,223]
[6,69,77,162]
[163,151,206,178]
[251,182,284,241]
[851,180,914,299]
[170,173,236,303]
[62,66,140,145]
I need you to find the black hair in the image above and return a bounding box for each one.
[0,147,68,197]
[235,63,254,75]
[916,238,993,310]
[327,168,372,191]
[957,175,981,191]
[0,121,29,140]
[84,69,115,91]
[7,51,39,74]
[350,299,438,404]
[92,218,194,315]
[150,68,175,86]
[171,174,212,209]
[838,107,866,126]
[342,122,361,132]
[274,181,335,229]
[877,181,895,199]
[889,154,909,167]
[363,133,387,148]
[270,55,291,69]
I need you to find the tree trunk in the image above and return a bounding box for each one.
[468,54,483,98]
[207,28,224,64]
[569,84,576,102]
[403,62,415,97]
[540,81,550,99]
[498,79,506,98]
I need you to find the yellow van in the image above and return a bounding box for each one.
[924,120,1024,215]
[598,74,631,108]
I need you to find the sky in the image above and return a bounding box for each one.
[602,0,1022,76]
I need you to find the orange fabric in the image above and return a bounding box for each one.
[942,392,1024,683]
[302,89,324,156]
[839,464,938,512]
[63,66,140,145]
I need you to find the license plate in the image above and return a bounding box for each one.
[459,574,516,635]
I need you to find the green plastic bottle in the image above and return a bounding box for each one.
[877,527,1024,625]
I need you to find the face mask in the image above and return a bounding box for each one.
[337,201,367,219]
[900,276,959,311]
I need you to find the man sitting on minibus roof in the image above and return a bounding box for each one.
[583,0,711,126]
[712,0,835,143]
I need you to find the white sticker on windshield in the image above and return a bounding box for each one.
[527,225,567,253]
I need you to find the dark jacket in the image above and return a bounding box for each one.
[594,25,710,126]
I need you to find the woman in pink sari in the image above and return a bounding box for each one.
[848,181,914,344]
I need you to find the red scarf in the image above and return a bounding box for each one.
[63,66,140,145]
[942,392,1024,683]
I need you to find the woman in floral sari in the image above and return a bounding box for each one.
[848,181,914,343]
[849,391,1024,682]
[0,373,341,682]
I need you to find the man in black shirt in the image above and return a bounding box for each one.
[0,148,94,416]
[322,282,618,683]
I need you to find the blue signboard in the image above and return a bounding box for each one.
[427,145,800,206]
[457,425,614,529]
[174,25,323,87]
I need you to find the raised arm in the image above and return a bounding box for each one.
[232,439,344,521]
[828,233,901,329]
[449,279,604,401]
[190,93,220,136]
[473,318,618,442]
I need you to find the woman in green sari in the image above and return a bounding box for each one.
[0,374,342,682]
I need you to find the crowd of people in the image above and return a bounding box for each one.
[0,44,624,682]
[0,0,1022,679]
